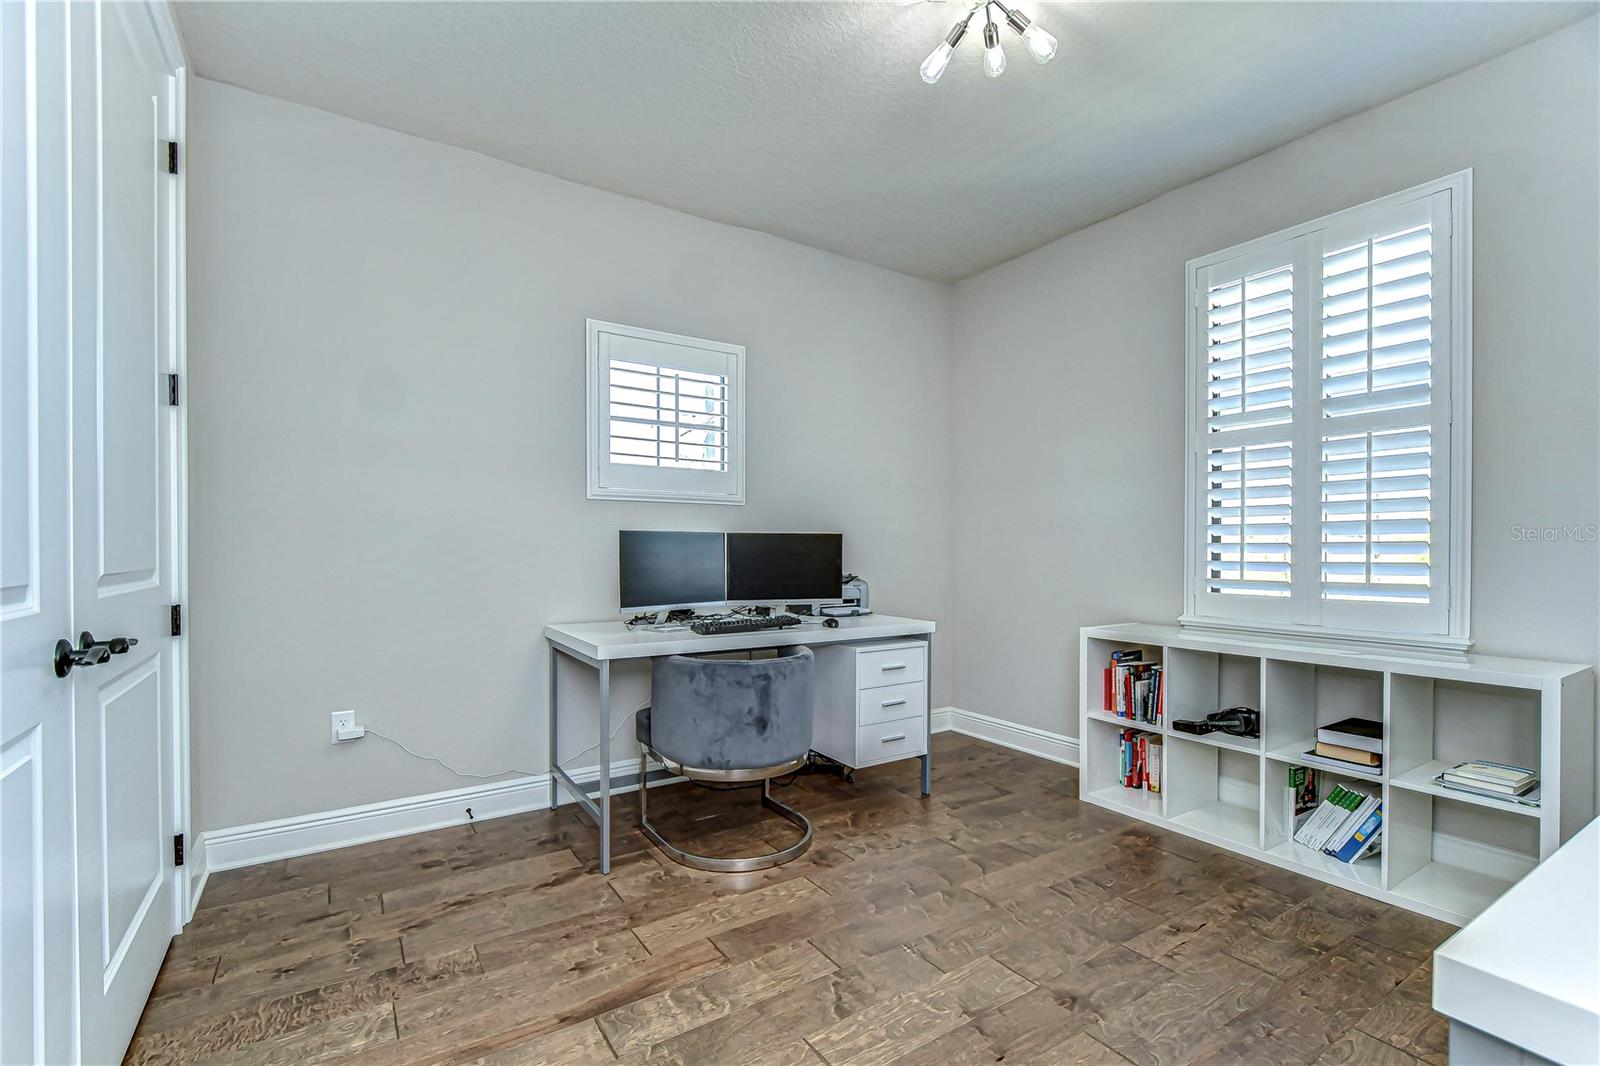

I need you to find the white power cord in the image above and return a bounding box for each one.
[552,703,649,768]
[361,702,647,781]
[361,727,541,780]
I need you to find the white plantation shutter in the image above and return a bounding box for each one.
[1315,192,1451,634]
[1205,441,1293,596]
[1320,225,1435,419]
[608,359,729,471]
[587,320,745,504]
[1186,177,1467,645]
[1204,267,1294,434]
[1192,242,1301,624]
[1320,426,1432,603]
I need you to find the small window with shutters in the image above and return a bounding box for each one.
[1183,174,1471,649]
[586,320,745,504]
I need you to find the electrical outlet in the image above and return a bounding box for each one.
[330,709,364,744]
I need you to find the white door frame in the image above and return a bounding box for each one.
[106,0,192,930]
[143,0,194,927]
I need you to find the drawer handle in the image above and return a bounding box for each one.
[880,698,908,708]
[880,733,907,743]
[880,663,908,671]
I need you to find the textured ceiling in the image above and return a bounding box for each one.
[173,1,1595,282]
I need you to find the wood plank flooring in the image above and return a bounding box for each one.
[126,735,1454,1066]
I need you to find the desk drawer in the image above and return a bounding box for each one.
[858,646,926,689]
[856,721,927,767]
[858,681,926,728]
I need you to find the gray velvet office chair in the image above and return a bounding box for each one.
[636,648,815,872]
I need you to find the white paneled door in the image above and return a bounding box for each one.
[2,3,186,1064]
[2,3,77,1063]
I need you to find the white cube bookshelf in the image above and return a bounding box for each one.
[1079,623,1594,925]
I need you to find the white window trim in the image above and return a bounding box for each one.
[586,319,747,505]
[1180,170,1473,653]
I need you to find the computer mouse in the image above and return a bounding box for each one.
[823,617,840,628]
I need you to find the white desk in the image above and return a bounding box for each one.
[1433,816,1600,1065]
[543,614,937,872]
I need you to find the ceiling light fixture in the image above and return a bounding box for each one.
[919,7,974,84]
[995,0,1058,63]
[920,1,1057,84]
[982,5,1006,79]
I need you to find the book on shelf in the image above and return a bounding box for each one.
[1434,776,1542,807]
[1103,650,1163,726]
[1316,716,1383,754]
[1118,729,1161,793]
[1297,748,1382,775]
[1433,761,1541,807]
[1287,765,1318,815]
[1312,741,1382,767]
[1279,765,1317,833]
[1291,784,1359,849]
[1438,760,1537,793]
[1321,794,1381,860]
[1329,804,1383,863]
[1292,783,1382,862]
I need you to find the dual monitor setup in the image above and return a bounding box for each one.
[620,531,854,634]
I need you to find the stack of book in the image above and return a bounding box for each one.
[1300,716,1382,774]
[1119,729,1161,794]
[1292,783,1383,863]
[1104,650,1163,725]
[1433,761,1541,807]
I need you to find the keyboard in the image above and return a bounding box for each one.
[689,615,804,636]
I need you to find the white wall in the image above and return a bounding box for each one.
[947,20,1600,741]
[187,79,953,831]
[191,18,1600,834]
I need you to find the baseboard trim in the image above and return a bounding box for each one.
[200,710,1077,884]
[184,836,209,923]
[932,705,1079,767]
[200,756,677,875]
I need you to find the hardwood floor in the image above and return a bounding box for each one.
[126,735,1454,1066]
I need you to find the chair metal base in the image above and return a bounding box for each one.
[637,752,813,873]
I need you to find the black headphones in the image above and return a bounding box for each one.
[1171,706,1260,739]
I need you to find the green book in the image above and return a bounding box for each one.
[1286,765,1317,815]
[1294,784,1366,850]
[1313,787,1371,850]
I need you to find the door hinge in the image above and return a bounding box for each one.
[166,140,179,175]
[170,604,182,637]
[173,833,185,867]
[167,373,180,407]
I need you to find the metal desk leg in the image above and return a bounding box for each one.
[546,646,611,872]
[547,643,558,810]
[921,633,933,796]
[597,660,612,874]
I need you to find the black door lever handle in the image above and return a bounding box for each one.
[54,640,110,678]
[79,631,138,656]
[54,632,140,677]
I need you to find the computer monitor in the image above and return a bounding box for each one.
[726,532,843,606]
[618,531,727,613]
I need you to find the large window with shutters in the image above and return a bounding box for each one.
[586,319,745,504]
[1182,173,1471,649]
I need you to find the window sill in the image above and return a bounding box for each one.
[1177,614,1474,656]
[586,485,745,506]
